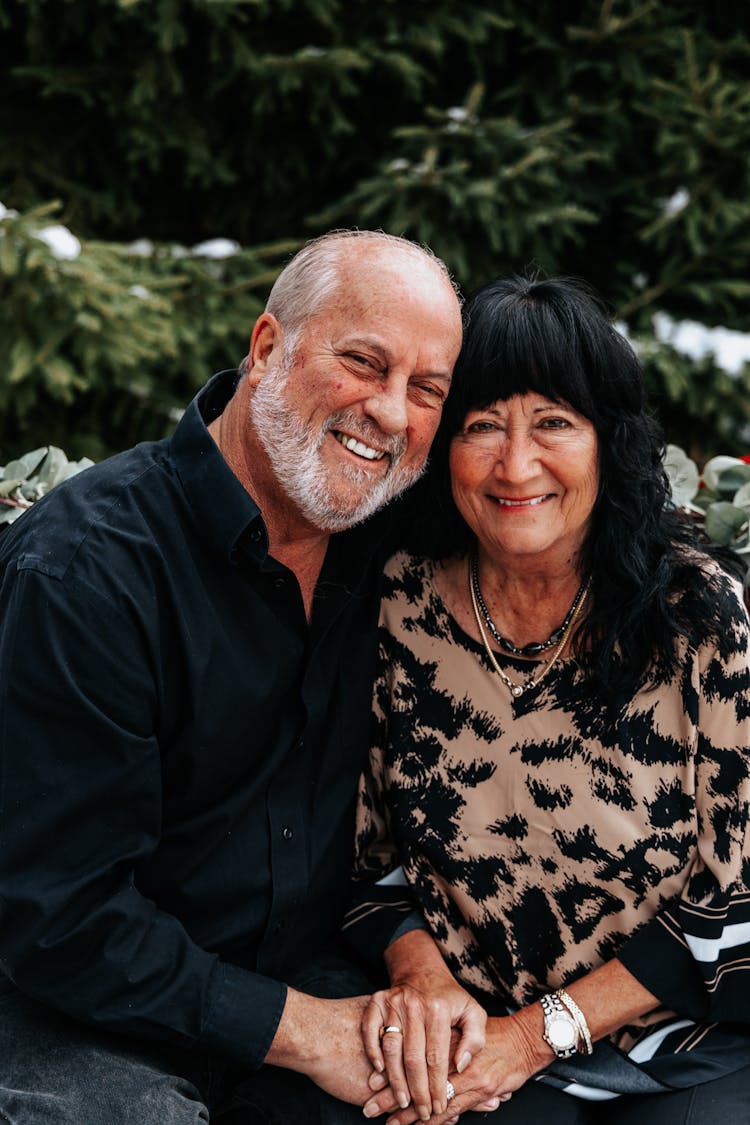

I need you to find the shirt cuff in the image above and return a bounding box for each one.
[387,910,429,946]
[617,913,708,1020]
[200,960,288,1068]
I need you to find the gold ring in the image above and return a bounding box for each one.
[379,1024,402,1039]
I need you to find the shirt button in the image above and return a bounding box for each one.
[250,527,262,543]
[274,577,286,589]
[282,826,294,841]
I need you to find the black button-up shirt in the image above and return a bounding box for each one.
[0,370,388,1068]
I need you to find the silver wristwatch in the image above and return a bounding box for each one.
[540,992,580,1059]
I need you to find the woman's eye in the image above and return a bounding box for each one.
[539,416,570,429]
[466,420,499,434]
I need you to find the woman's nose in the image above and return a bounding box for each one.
[493,430,538,480]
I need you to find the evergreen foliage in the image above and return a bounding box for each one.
[2,0,750,459]
[0,201,294,458]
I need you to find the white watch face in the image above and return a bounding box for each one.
[548,1015,577,1050]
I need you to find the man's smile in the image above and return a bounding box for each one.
[332,429,389,462]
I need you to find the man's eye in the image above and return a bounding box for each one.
[348,353,374,369]
[416,383,445,401]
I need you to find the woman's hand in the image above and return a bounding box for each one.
[362,975,487,1119]
[361,930,487,1120]
[363,1012,541,1124]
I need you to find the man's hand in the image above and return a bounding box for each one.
[361,931,486,1120]
[265,989,375,1105]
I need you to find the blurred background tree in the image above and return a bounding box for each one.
[2,0,749,460]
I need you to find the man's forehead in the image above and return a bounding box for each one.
[340,243,456,294]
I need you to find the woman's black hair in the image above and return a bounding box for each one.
[408,273,737,701]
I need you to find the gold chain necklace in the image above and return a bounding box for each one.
[467,555,590,700]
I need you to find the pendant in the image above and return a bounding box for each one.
[511,685,523,697]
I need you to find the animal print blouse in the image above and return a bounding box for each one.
[345,551,750,1096]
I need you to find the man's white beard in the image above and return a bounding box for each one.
[250,365,424,532]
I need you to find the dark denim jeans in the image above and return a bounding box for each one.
[0,958,369,1125]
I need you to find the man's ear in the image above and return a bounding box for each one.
[246,313,284,387]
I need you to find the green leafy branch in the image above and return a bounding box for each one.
[0,446,94,526]
[664,445,750,583]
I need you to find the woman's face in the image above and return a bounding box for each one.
[449,392,599,569]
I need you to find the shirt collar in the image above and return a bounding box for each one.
[170,369,266,563]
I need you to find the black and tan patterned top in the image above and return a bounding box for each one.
[345,551,750,1096]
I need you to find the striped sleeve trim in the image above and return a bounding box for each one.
[617,913,708,1018]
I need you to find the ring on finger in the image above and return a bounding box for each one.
[446,1080,456,1102]
[379,1024,403,1040]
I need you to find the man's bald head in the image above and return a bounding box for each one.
[264,229,460,352]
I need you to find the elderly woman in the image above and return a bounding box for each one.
[344,276,750,1125]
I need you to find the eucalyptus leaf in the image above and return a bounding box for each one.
[702,456,746,492]
[36,446,69,488]
[704,502,748,545]
[62,456,95,480]
[1,448,49,481]
[20,484,45,502]
[0,445,97,531]
[732,481,750,515]
[663,445,699,506]
[713,463,750,492]
[692,489,719,511]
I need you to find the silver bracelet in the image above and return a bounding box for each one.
[555,989,593,1056]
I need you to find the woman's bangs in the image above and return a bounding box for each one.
[458,315,595,420]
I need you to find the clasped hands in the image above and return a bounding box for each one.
[358,971,531,1124]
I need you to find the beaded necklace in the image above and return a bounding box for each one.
[468,553,590,699]
[470,553,587,657]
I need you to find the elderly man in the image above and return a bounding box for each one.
[0,230,463,1123]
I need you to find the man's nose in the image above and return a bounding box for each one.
[363,382,409,435]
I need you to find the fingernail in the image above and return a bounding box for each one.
[419,1108,431,1121]
[457,1050,472,1073]
[369,1072,386,1090]
[362,1107,375,1119]
[398,1092,410,1109]
[433,1100,444,1116]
